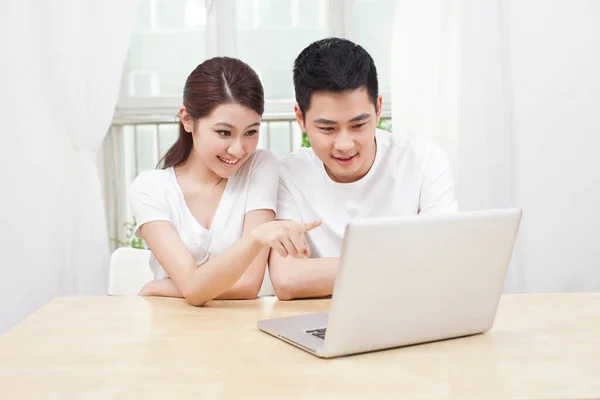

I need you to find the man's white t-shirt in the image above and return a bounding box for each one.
[277,129,459,258]
[129,149,279,279]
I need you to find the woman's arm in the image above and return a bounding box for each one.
[138,212,319,306]
[139,219,264,306]
[214,209,275,299]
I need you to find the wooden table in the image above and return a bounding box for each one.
[0,294,599,399]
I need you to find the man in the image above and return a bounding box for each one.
[269,37,459,300]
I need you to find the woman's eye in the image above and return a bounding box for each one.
[216,130,231,137]
[245,130,258,136]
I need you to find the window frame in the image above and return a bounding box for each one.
[115,0,392,120]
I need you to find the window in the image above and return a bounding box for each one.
[125,0,208,99]
[117,0,395,115]
[354,0,397,94]
[235,0,328,101]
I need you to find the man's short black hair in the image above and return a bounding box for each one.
[293,37,379,116]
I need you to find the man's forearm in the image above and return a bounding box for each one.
[269,255,339,300]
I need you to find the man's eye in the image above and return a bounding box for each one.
[353,122,367,129]
[318,126,335,132]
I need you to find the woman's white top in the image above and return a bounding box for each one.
[128,149,279,278]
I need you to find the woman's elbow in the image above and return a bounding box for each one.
[246,284,262,299]
[183,295,208,307]
[180,288,210,307]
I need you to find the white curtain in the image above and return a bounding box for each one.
[1,0,64,334]
[390,0,514,210]
[39,1,136,295]
[0,0,135,332]
[390,0,519,290]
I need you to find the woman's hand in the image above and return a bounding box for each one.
[251,220,321,258]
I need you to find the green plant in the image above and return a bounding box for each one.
[301,131,311,148]
[111,218,148,250]
[377,118,392,132]
[300,119,392,149]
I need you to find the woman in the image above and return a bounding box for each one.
[129,57,319,306]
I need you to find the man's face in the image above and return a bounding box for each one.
[296,88,382,183]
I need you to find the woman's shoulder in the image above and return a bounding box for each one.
[129,168,174,196]
[228,149,279,190]
[248,148,278,166]
[237,149,278,176]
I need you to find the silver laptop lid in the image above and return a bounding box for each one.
[322,209,522,357]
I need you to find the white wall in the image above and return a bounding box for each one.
[509,0,600,292]
[0,2,74,334]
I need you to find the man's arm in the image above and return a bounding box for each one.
[272,173,340,300]
[268,251,339,300]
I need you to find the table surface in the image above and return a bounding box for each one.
[0,294,599,399]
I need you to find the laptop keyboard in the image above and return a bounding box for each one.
[306,328,326,339]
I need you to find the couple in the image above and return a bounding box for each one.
[129,37,459,306]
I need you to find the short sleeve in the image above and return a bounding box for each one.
[245,150,279,214]
[276,174,302,221]
[419,145,460,214]
[128,172,171,238]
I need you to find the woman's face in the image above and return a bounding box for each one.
[180,103,261,179]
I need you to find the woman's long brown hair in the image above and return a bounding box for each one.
[157,57,264,169]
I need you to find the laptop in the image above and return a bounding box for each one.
[257,208,522,358]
